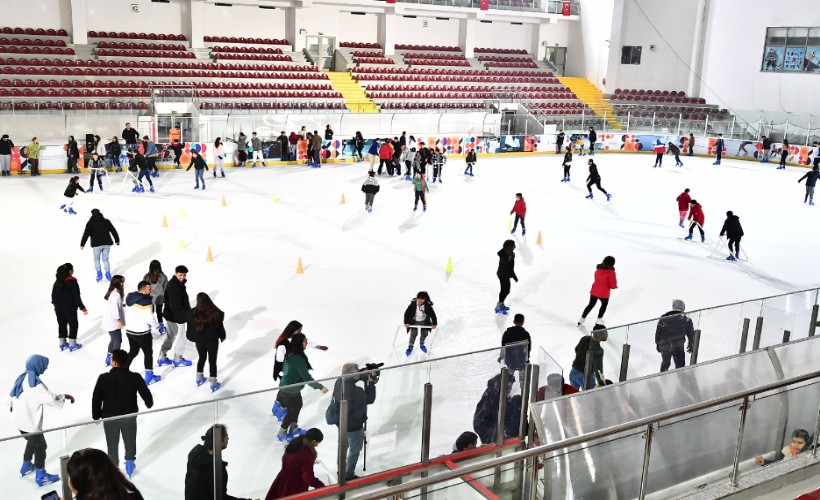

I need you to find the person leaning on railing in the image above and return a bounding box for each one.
[755,428,813,465]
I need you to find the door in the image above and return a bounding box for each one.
[305,35,336,71]
[156,114,198,144]
[545,47,567,76]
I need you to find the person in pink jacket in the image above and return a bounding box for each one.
[510,193,527,235]
[212,137,225,178]
[578,256,618,326]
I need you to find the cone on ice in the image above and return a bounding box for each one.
[179,206,185,218]
[508,218,513,230]
[536,231,543,246]
[178,236,185,251]
[206,246,214,262]
[272,194,278,203]
[161,215,168,228]
[296,257,304,274]
[445,256,453,274]
[340,193,346,205]
[221,195,227,208]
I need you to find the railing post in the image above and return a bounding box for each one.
[739,318,750,353]
[782,330,791,343]
[784,121,789,142]
[583,349,594,390]
[619,343,631,382]
[729,397,751,487]
[652,111,656,133]
[813,403,820,458]
[677,113,682,136]
[809,304,818,337]
[690,329,701,365]
[420,382,433,499]
[338,399,349,488]
[752,317,764,350]
[212,425,224,500]
[704,114,709,136]
[626,111,631,134]
[60,454,72,500]
[603,111,608,134]
[525,365,540,500]
[581,107,585,129]
[494,367,510,490]
[518,364,533,441]
[638,423,654,500]
[807,118,812,146]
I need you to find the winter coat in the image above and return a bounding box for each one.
[655,310,695,354]
[361,176,380,194]
[466,151,477,164]
[587,162,600,181]
[237,134,248,151]
[473,377,505,444]
[81,212,120,247]
[186,311,227,343]
[720,215,744,239]
[500,326,531,371]
[122,128,139,144]
[379,143,394,160]
[798,170,820,188]
[185,444,249,500]
[144,272,168,303]
[653,144,666,154]
[330,378,376,432]
[277,134,289,152]
[556,132,565,145]
[129,154,146,172]
[64,182,85,198]
[163,276,190,324]
[510,198,526,217]
[66,140,79,159]
[251,137,262,152]
[324,128,334,140]
[124,292,159,334]
[288,132,299,145]
[143,141,158,157]
[571,335,604,374]
[399,134,407,148]
[676,192,691,211]
[0,138,14,155]
[433,152,446,166]
[11,380,65,433]
[279,353,324,394]
[187,155,208,171]
[563,151,572,165]
[496,249,518,281]
[688,203,705,226]
[273,339,320,381]
[107,140,122,157]
[668,143,681,155]
[403,300,438,327]
[52,277,86,313]
[590,264,617,299]
[762,137,772,150]
[588,130,597,143]
[367,141,380,156]
[715,138,724,151]
[91,366,153,419]
[88,158,104,170]
[412,177,428,193]
[354,136,364,150]
[26,142,45,159]
[101,289,125,332]
[265,445,325,499]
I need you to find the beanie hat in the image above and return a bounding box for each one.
[672,299,686,311]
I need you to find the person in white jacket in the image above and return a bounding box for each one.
[213,137,226,178]
[102,275,126,368]
[124,281,165,385]
[10,354,74,486]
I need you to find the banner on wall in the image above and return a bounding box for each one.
[804,47,820,72]
[762,46,784,71]
[784,47,806,72]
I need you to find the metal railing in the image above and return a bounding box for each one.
[381,0,579,15]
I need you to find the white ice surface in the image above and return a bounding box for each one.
[0,153,817,498]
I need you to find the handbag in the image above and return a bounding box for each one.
[325,396,339,426]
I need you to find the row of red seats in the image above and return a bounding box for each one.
[0,101,149,111]
[351,51,384,58]
[198,90,341,99]
[339,42,381,49]
[617,105,723,115]
[485,61,538,68]
[97,49,194,59]
[200,102,345,110]
[1,57,316,72]
[380,102,484,110]
[97,41,186,51]
[474,48,528,55]
[1,79,333,91]
[357,57,395,65]
[614,89,688,97]
[396,44,461,52]
[0,38,66,47]
[3,66,326,79]
[213,54,293,62]
[211,46,283,54]
[356,74,557,84]
[0,46,74,55]
[89,31,186,41]
[1,27,68,37]
[406,59,470,67]
[203,36,289,46]
[402,53,466,60]
[1,88,150,98]
[352,67,553,77]
[613,94,707,104]
[535,109,584,116]
[477,55,534,63]
[531,102,585,109]
[366,84,572,93]
[369,91,576,100]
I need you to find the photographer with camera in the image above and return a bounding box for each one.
[327,363,377,480]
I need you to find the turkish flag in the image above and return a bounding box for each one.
[480,0,489,10]
[562,1,571,15]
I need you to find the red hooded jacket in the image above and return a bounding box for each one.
[510,198,526,217]
[590,265,618,299]
[379,143,394,160]
[676,192,691,211]
[688,203,704,226]
[265,445,325,499]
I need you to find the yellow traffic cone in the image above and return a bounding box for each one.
[296,257,304,274]
[445,256,453,274]
[221,195,227,207]
[536,231,543,246]
[340,193,346,205]
[272,194,278,203]
[206,246,214,262]
[161,215,168,228]
[179,206,185,218]
[508,218,513,231]
[178,236,185,250]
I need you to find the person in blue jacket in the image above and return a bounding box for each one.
[713,134,724,165]
[367,138,380,171]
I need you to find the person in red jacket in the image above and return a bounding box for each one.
[578,256,618,326]
[510,193,526,235]
[652,140,666,168]
[266,428,325,499]
[684,199,705,242]
[676,188,691,227]
[377,140,394,175]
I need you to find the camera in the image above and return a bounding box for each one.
[358,362,384,383]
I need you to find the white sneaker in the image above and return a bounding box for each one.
[595,318,606,326]
[577,317,585,326]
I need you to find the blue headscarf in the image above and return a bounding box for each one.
[10,355,49,398]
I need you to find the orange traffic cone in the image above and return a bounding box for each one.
[296,257,304,274]
[536,231,543,246]
[221,195,227,207]
[161,215,168,228]
[340,194,346,205]
[206,246,214,262]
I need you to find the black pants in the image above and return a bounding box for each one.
[127,332,153,370]
[587,179,608,194]
[195,340,219,377]
[137,168,153,187]
[660,351,685,372]
[405,160,412,176]
[355,146,364,160]
[433,165,442,178]
[55,308,78,340]
[66,157,78,173]
[728,236,741,255]
[276,390,303,429]
[89,171,103,188]
[498,276,511,303]
[563,163,570,177]
[688,222,705,237]
[155,302,164,324]
[715,151,722,162]
[21,431,47,468]
[513,215,525,230]
[147,156,158,173]
[103,417,137,464]
[556,142,563,153]
[581,295,609,319]
[781,152,787,167]
[813,157,820,168]
[111,154,121,167]
[655,153,663,166]
[378,159,390,174]
[414,191,426,206]
[466,162,474,175]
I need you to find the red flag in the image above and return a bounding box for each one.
[480,0,489,10]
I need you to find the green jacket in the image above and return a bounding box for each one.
[279,353,324,393]
[251,137,262,151]
[26,142,45,159]
[412,177,428,193]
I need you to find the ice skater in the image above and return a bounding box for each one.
[688,133,695,156]
[272,321,329,418]
[143,260,168,329]
[60,176,84,215]
[213,137,226,178]
[361,170,380,213]
[142,136,159,177]
[127,151,153,193]
[812,141,820,168]
[275,333,329,442]
[52,263,88,351]
[713,134,724,165]
[556,130,565,153]
[585,159,611,201]
[101,275,125,366]
[125,280,164,385]
[367,138,380,171]
[378,139,393,175]
[652,140,665,168]
[186,151,209,190]
[412,171,428,212]
[760,136,772,162]
[465,148,477,176]
[668,142,683,167]
[720,211,744,261]
[561,146,572,182]
[778,139,789,170]
[588,127,597,156]
[403,291,438,356]
[186,292,226,392]
[736,141,753,157]
[798,165,819,205]
[401,145,414,178]
[432,147,446,183]
[676,188,691,227]
[87,152,105,193]
[495,240,518,315]
[685,199,706,242]
[80,208,120,282]
[510,193,526,235]
[10,354,74,486]
[577,256,618,327]
[169,138,184,169]
[159,265,193,368]
[575,136,586,156]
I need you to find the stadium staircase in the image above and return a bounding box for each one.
[326,72,379,113]
[558,76,621,129]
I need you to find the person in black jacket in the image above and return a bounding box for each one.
[798,165,819,205]
[80,208,120,283]
[556,131,565,153]
[91,350,153,476]
[654,300,694,372]
[464,148,477,176]
[159,265,193,368]
[0,133,14,176]
[52,263,88,351]
[588,127,597,156]
[353,132,365,162]
[720,211,744,261]
[60,175,85,215]
[472,373,515,444]
[561,146,572,182]
[330,363,377,480]
[185,425,250,500]
[128,151,153,193]
[585,159,611,201]
[403,291,438,356]
[186,292,226,392]
[496,240,518,315]
[777,139,789,170]
[66,135,79,174]
[106,136,123,171]
[324,125,334,141]
[361,170,380,213]
[122,123,139,152]
[187,151,209,190]
[569,324,607,390]
[500,313,531,376]
[169,139,184,169]
[276,131,289,160]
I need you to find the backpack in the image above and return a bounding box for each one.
[325,396,339,426]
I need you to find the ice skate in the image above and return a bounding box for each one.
[413,205,418,212]
[144,370,161,385]
[156,356,172,367]
[196,373,206,387]
[679,220,684,228]
[423,205,427,212]
[221,171,226,178]
[149,186,155,193]
[701,235,705,243]
[68,340,83,352]
[727,255,736,261]
[405,345,414,356]
[522,228,526,236]
[419,343,428,354]
[202,185,206,190]
[35,469,59,487]
[194,185,199,190]
[213,171,217,178]
[87,186,93,193]
[684,234,693,241]
[19,461,34,477]
[585,193,593,199]
[125,460,135,478]
[595,318,606,326]
[606,193,612,202]
[137,186,144,193]
[59,339,68,351]
[210,378,221,392]
[577,317,586,326]
[105,271,112,281]
[68,208,77,215]
[105,352,112,367]
[173,356,193,367]
[511,228,516,235]
[96,270,103,283]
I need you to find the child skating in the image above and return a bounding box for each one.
[186,151,209,190]
[361,170,380,213]
[676,188,691,227]
[561,146,572,182]
[465,148,476,176]
[495,240,518,315]
[585,159,611,201]
[798,165,819,205]
[578,256,618,326]
[412,171,428,212]
[60,176,85,215]
[684,199,706,242]
[576,136,586,156]
[510,193,526,235]
[652,140,665,168]
[87,152,105,193]
[432,147,446,183]
[668,142,684,167]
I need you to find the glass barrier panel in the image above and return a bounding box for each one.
[402,464,495,500]
[623,318,663,380]
[535,347,566,402]
[696,301,745,362]
[2,426,70,499]
[762,290,816,343]
[773,335,820,379]
[600,325,628,385]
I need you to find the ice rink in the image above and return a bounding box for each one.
[1,151,817,497]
